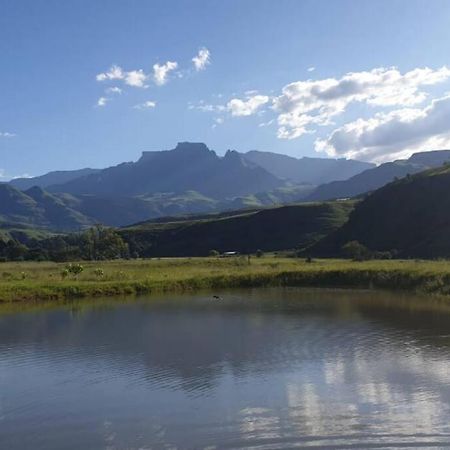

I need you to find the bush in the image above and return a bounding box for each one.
[65,263,84,278]
[372,251,393,260]
[209,249,220,257]
[93,268,104,278]
[60,269,69,280]
[256,249,264,258]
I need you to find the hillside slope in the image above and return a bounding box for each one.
[120,201,355,257]
[0,184,94,231]
[310,164,450,258]
[307,150,450,201]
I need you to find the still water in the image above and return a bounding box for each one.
[1,288,450,449]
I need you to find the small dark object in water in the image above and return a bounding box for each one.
[213,295,221,300]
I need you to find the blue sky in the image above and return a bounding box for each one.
[1,0,450,179]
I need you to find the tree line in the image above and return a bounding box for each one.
[0,226,132,262]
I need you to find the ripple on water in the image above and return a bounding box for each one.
[1,289,450,449]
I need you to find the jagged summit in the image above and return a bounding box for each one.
[140,142,216,162]
[47,142,282,198]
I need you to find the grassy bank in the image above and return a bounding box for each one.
[2,256,450,303]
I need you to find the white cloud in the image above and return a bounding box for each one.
[273,66,450,139]
[0,169,30,181]
[96,65,124,81]
[307,66,315,72]
[134,100,157,110]
[199,104,225,112]
[106,86,122,94]
[315,94,450,163]
[153,61,178,86]
[97,97,109,107]
[212,117,224,129]
[192,47,211,71]
[0,131,16,137]
[227,95,270,116]
[189,65,450,163]
[258,119,275,128]
[124,70,148,88]
[96,65,148,88]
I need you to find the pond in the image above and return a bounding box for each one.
[1,288,450,449]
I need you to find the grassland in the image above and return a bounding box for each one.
[1,256,450,303]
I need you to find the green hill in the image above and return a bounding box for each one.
[310,164,450,258]
[120,201,355,257]
[0,184,94,231]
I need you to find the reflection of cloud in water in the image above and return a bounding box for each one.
[2,289,450,449]
[238,407,281,441]
[323,358,345,385]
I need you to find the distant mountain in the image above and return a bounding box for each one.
[0,184,94,231]
[121,201,355,257]
[48,142,283,198]
[309,163,450,258]
[307,150,450,201]
[10,168,100,191]
[242,150,374,184]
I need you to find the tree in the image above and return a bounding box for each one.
[256,249,264,258]
[79,225,129,260]
[209,249,220,257]
[4,240,27,261]
[342,241,370,261]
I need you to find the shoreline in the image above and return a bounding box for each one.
[1,257,450,303]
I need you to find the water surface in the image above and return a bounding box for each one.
[1,288,450,449]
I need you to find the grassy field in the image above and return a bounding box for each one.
[1,256,450,303]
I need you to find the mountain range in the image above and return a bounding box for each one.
[307,150,450,201]
[3,142,450,237]
[11,143,374,198]
[241,150,374,184]
[47,142,283,198]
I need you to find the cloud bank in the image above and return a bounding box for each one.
[273,66,450,140]
[315,94,450,162]
[195,65,450,162]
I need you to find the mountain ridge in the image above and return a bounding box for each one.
[46,142,283,198]
[241,150,375,184]
[306,150,450,201]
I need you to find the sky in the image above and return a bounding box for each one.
[1,0,450,179]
